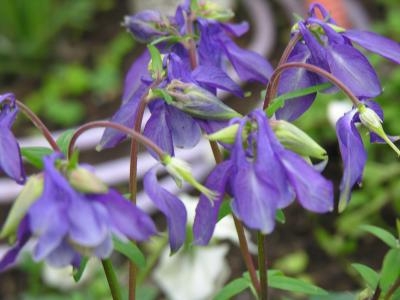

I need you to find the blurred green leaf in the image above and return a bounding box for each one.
[73,257,89,282]
[113,237,146,269]
[21,147,53,168]
[351,263,379,290]
[380,248,400,292]
[213,277,251,300]
[268,272,328,296]
[56,129,76,155]
[360,225,398,248]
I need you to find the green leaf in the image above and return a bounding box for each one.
[268,272,328,296]
[275,209,286,224]
[266,82,331,117]
[56,129,76,155]
[351,263,379,289]
[147,44,163,78]
[213,277,251,300]
[21,147,53,168]
[73,256,89,282]
[360,225,398,248]
[380,248,400,292]
[113,237,146,269]
[217,198,232,221]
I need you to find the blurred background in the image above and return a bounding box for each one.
[0,0,399,299]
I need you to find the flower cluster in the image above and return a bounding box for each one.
[0,153,156,270]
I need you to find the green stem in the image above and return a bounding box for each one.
[16,100,60,152]
[102,259,123,300]
[258,232,268,300]
[263,62,362,109]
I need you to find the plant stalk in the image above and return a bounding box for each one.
[102,259,123,300]
[16,100,60,152]
[258,232,268,300]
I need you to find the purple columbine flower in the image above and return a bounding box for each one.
[0,93,25,184]
[0,153,156,270]
[276,3,400,121]
[336,100,399,211]
[193,109,333,244]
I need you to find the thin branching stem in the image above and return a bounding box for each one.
[263,62,362,109]
[16,100,60,152]
[258,232,268,300]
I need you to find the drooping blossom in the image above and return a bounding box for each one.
[0,93,25,184]
[0,153,156,270]
[276,3,400,121]
[194,109,333,244]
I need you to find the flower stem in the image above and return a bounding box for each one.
[128,79,161,300]
[67,121,165,160]
[263,62,362,109]
[257,232,268,300]
[16,100,60,152]
[102,259,123,300]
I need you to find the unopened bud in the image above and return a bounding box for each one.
[358,104,400,156]
[207,123,239,144]
[123,10,169,43]
[68,167,108,194]
[162,155,217,201]
[0,175,43,239]
[197,2,234,21]
[271,120,327,160]
[166,80,241,120]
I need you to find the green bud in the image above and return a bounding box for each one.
[68,167,108,194]
[207,123,239,144]
[162,155,217,201]
[197,2,234,21]
[0,175,43,239]
[358,104,400,156]
[271,120,327,160]
[166,80,241,120]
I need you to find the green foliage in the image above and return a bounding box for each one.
[113,237,147,269]
[351,263,379,290]
[213,277,251,300]
[21,147,53,168]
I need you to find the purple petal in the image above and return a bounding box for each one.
[197,20,223,67]
[167,52,192,82]
[92,189,157,241]
[93,235,113,258]
[143,102,174,156]
[99,85,147,150]
[326,44,381,98]
[336,110,367,204]
[230,117,280,233]
[122,51,151,105]
[167,105,201,149]
[193,161,232,245]
[67,194,109,247]
[0,217,31,271]
[231,162,278,234]
[308,3,337,24]
[0,126,25,184]
[220,36,272,84]
[299,22,329,70]
[221,21,249,37]
[279,150,334,212]
[143,166,187,252]
[276,43,319,121]
[343,30,400,64]
[192,65,243,97]
[45,239,79,268]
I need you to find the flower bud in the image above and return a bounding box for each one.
[0,175,43,239]
[197,2,234,21]
[68,167,108,194]
[166,80,241,120]
[271,120,327,160]
[123,10,169,43]
[358,104,400,156]
[207,123,239,144]
[162,155,217,201]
